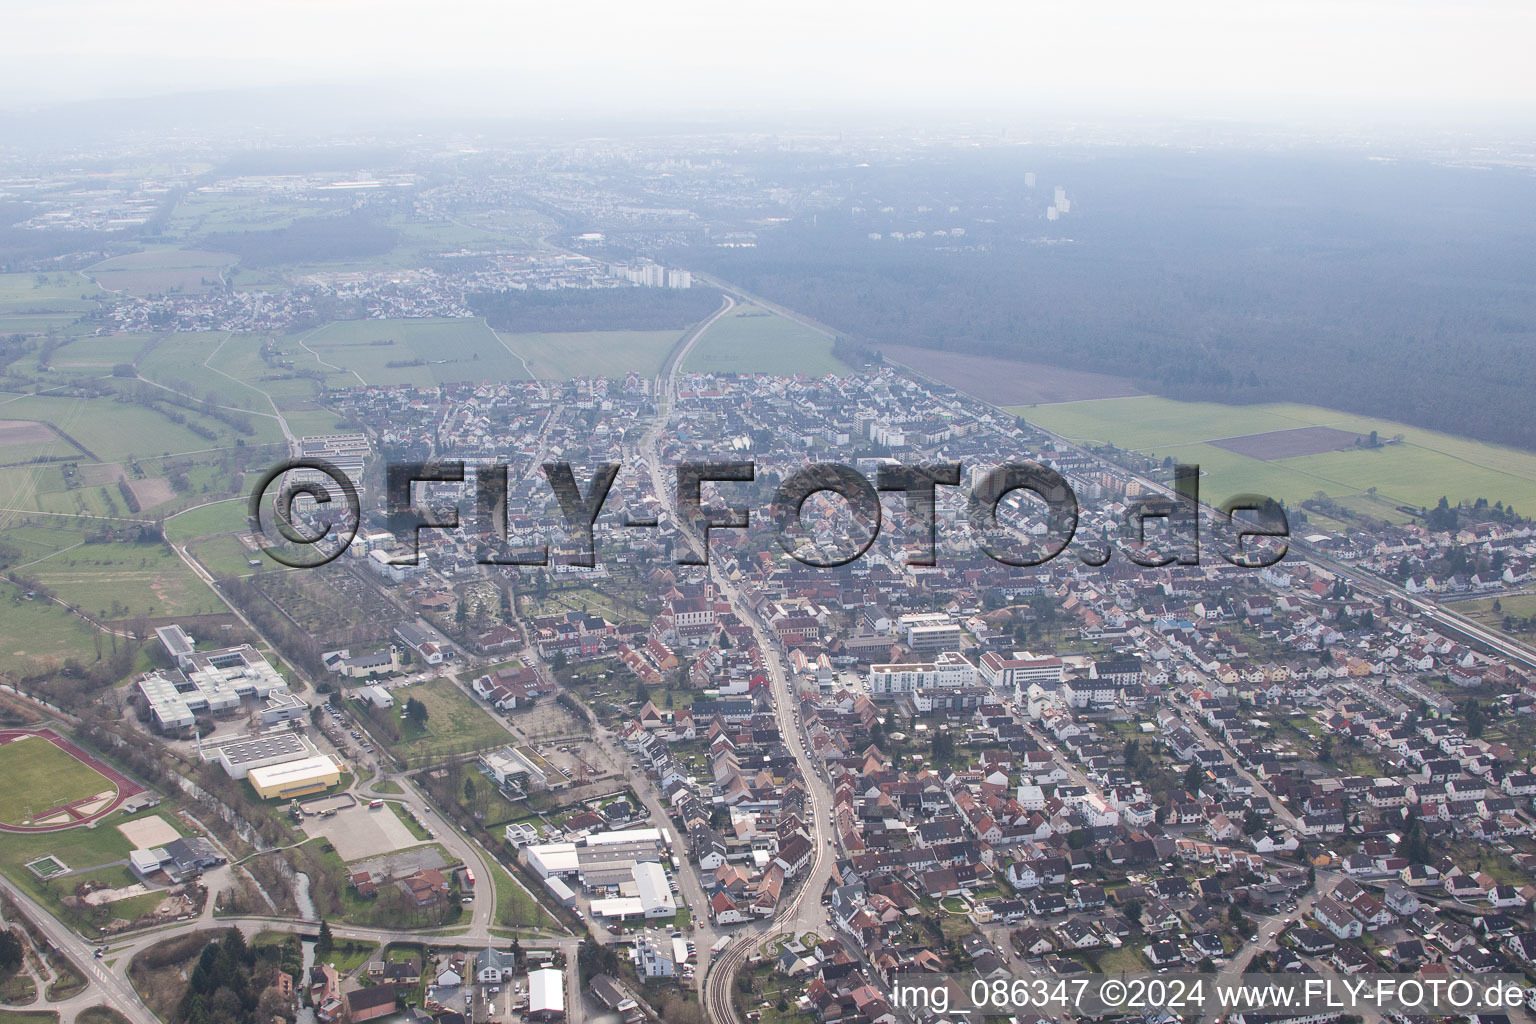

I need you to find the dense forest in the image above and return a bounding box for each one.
[685,150,1536,450]
[468,284,723,332]
[204,210,399,267]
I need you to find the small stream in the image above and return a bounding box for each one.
[294,871,315,920]
[296,938,317,1024]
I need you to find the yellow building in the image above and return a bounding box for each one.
[248,754,343,800]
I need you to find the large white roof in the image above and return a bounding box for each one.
[529,967,564,1014]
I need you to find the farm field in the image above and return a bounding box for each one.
[683,304,847,376]
[883,343,1142,405]
[86,250,238,296]
[40,337,147,375]
[493,329,684,379]
[1016,395,1536,511]
[0,393,243,463]
[297,318,528,386]
[0,272,107,313]
[166,191,323,238]
[0,734,115,827]
[135,332,282,410]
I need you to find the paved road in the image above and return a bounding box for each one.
[0,874,160,1024]
[635,300,837,1024]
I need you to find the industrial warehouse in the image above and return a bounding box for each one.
[517,827,677,920]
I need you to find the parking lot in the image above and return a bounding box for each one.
[302,802,424,862]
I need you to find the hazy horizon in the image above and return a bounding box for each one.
[3,0,1535,132]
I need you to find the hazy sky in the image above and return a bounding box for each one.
[4,0,1534,118]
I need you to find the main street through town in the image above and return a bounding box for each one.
[637,298,840,1024]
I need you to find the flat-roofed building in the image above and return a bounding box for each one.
[296,433,369,490]
[978,650,1064,695]
[521,827,664,887]
[481,746,546,788]
[138,632,297,731]
[248,754,343,800]
[905,623,963,653]
[210,731,317,779]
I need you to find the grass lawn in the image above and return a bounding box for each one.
[490,860,558,931]
[0,579,110,678]
[388,801,432,841]
[45,336,143,370]
[494,330,683,379]
[1091,944,1146,973]
[0,735,115,827]
[1459,592,1536,630]
[26,537,220,621]
[0,394,241,463]
[74,1010,131,1024]
[0,1010,60,1023]
[163,497,248,543]
[387,678,511,760]
[683,304,847,376]
[321,939,379,975]
[1017,395,1536,511]
[938,913,975,942]
[0,806,188,938]
[185,535,276,579]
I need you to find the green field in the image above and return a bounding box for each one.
[87,250,238,296]
[0,1010,60,1024]
[1016,395,1536,511]
[0,734,114,826]
[490,859,559,931]
[167,191,319,239]
[44,335,144,372]
[683,304,847,376]
[386,677,510,760]
[0,578,111,677]
[1457,592,1536,639]
[0,806,188,937]
[163,497,248,543]
[24,534,219,620]
[0,272,106,313]
[494,329,684,379]
[0,394,243,462]
[297,318,528,386]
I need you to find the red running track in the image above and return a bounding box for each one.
[0,728,146,833]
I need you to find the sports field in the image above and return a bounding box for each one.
[1016,395,1536,512]
[0,734,116,828]
[683,304,847,376]
[494,329,684,379]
